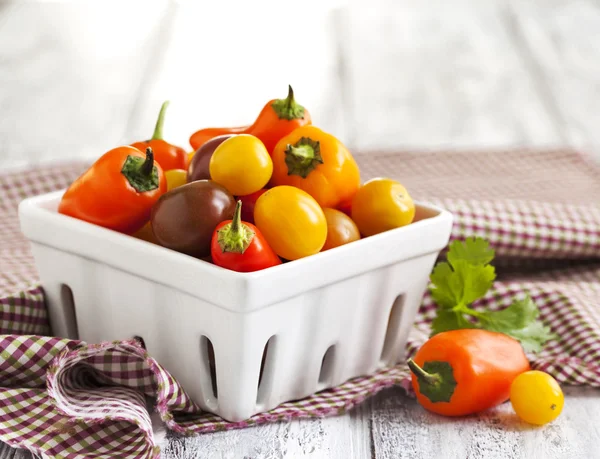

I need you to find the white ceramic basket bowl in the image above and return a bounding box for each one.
[18,190,453,422]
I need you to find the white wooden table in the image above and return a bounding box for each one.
[1,1,599,457]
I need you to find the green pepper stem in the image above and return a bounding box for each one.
[151,101,169,141]
[231,200,242,234]
[120,148,159,193]
[217,200,255,254]
[284,137,323,178]
[288,144,314,161]
[140,147,155,177]
[271,85,305,121]
[408,359,457,403]
[407,358,440,385]
[284,85,294,111]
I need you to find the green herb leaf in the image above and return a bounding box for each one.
[431,309,476,333]
[428,236,555,352]
[429,262,460,308]
[478,296,557,353]
[447,236,495,267]
[429,240,496,309]
[480,295,539,329]
[453,260,496,305]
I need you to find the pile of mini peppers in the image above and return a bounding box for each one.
[58,85,418,272]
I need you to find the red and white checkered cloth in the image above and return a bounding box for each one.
[1,149,600,458]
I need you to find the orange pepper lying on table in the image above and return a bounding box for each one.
[58,146,167,234]
[189,85,312,153]
[407,329,530,417]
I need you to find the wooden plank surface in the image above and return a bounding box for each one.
[370,387,600,459]
[2,0,600,458]
[153,386,600,459]
[161,402,372,459]
[2,387,600,459]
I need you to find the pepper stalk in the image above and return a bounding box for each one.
[271,85,306,121]
[217,200,255,254]
[121,147,160,193]
[407,358,458,403]
[151,101,170,141]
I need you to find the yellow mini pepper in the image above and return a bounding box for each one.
[270,126,361,209]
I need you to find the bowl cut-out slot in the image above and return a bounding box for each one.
[380,294,406,365]
[199,336,218,400]
[318,345,337,386]
[60,284,79,340]
[256,336,277,405]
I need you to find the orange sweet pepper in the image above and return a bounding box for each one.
[408,329,530,417]
[189,85,311,153]
[58,146,167,234]
[269,125,360,209]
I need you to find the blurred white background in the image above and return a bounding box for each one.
[1,0,600,168]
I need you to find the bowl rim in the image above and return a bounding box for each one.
[19,189,454,312]
[19,189,452,275]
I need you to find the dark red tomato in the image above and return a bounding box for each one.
[237,188,268,224]
[151,180,236,258]
[337,198,353,217]
[187,134,234,182]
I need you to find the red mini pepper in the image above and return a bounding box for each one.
[131,101,188,171]
[211,200,281,272]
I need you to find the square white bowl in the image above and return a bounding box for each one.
[18,190,453,421]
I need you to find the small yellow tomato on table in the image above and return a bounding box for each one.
[510,370,564,425]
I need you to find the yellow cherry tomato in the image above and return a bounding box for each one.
[164,169,188,191]
[351,178,415,237]
[322,208,360,251]
[510,370,564,425]
[209,134,273,196]
[254,185,327,260]
[187,150,195,167]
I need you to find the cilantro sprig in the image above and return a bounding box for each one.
[429,237,555,352]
